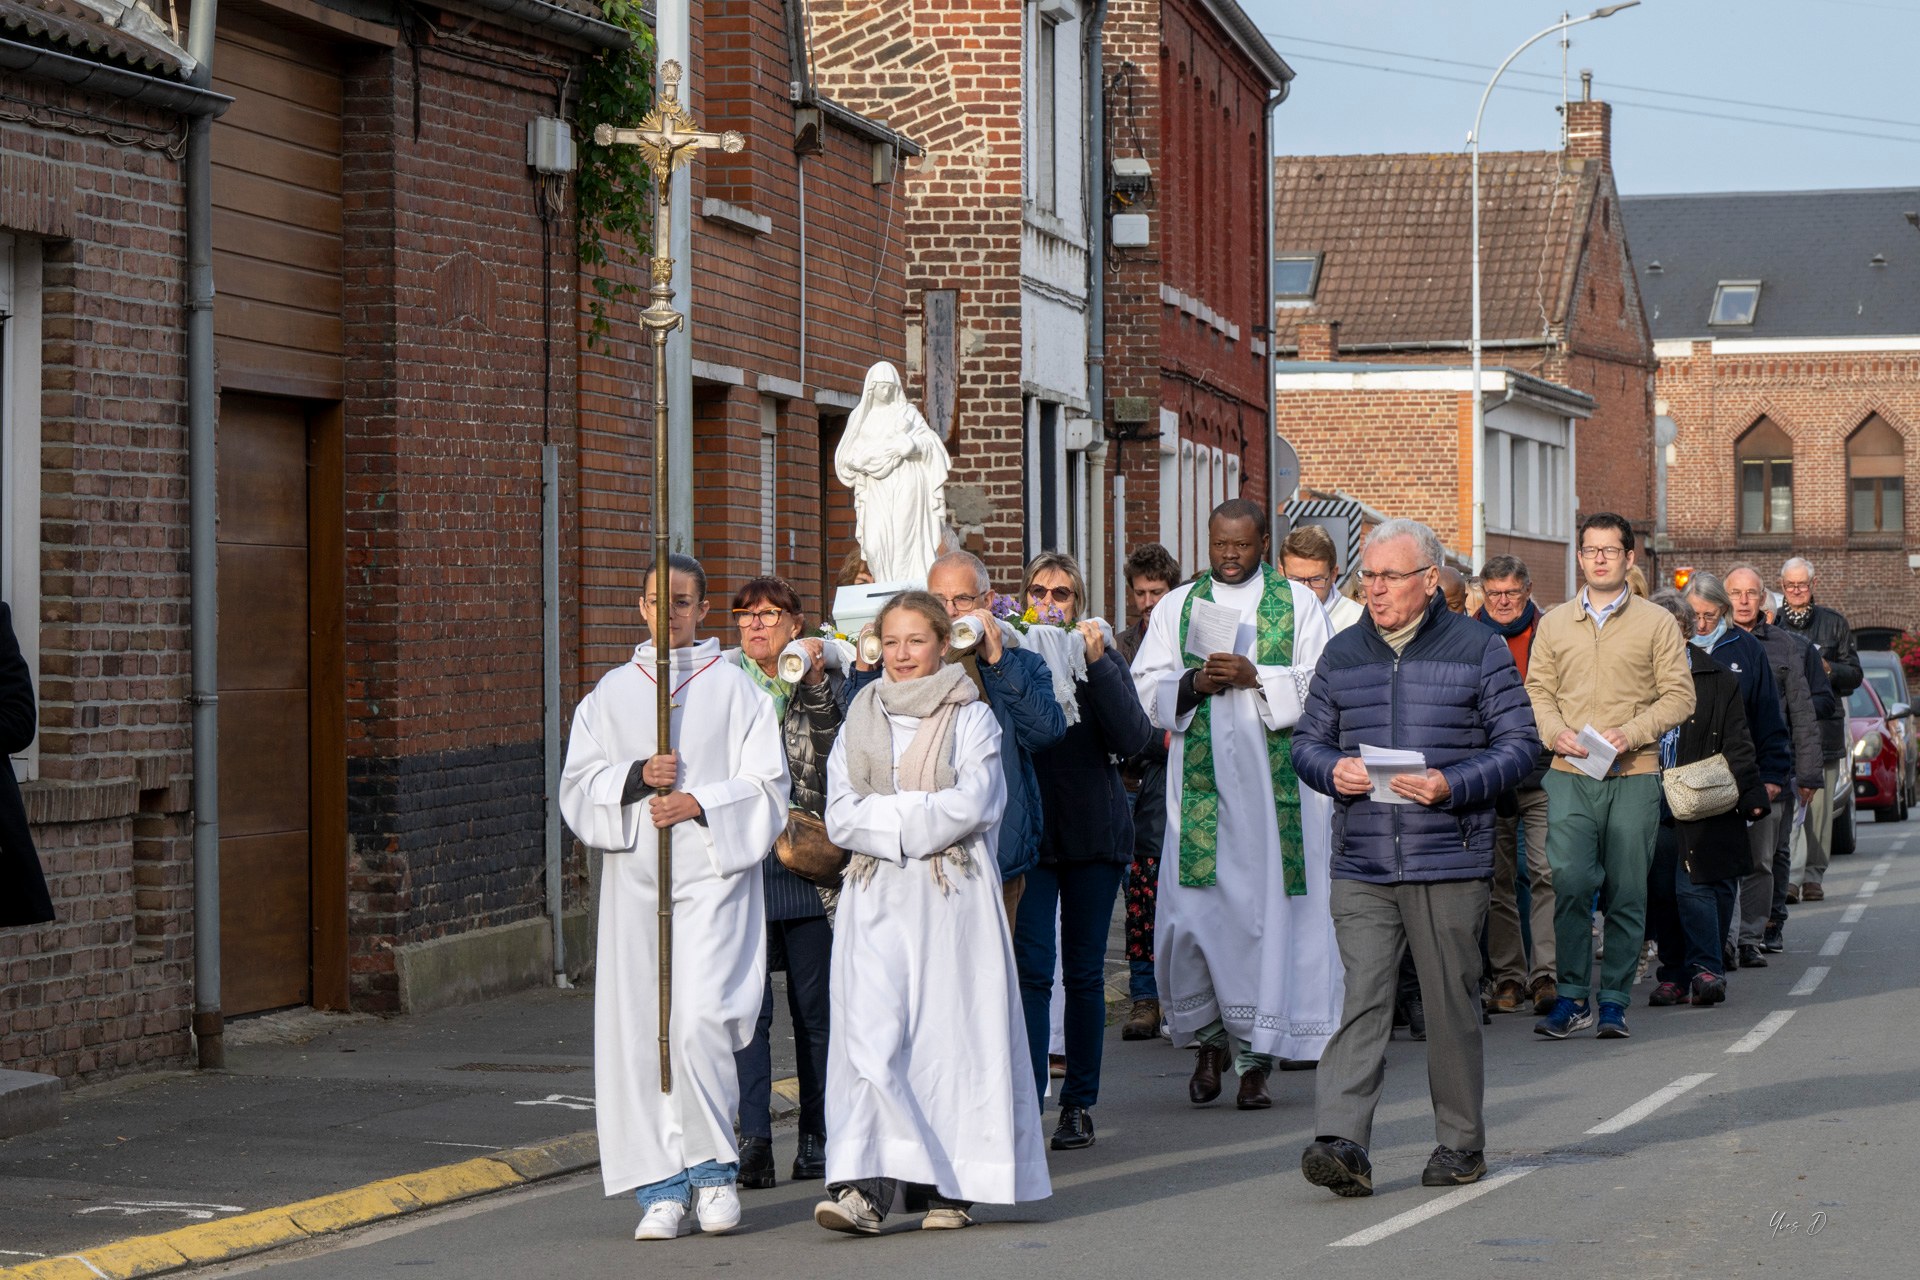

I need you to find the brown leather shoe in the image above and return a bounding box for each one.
[1121,999,1162,1041]
[1528,975,1558,1017]
[1491,979,1526,1013]
[1801,882,1825,902]
[1785,884,1801,903]
[1235,1067,1272,1110]
[1189,1043,1228,1105]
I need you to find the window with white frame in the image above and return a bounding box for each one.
[758,395,778,574]
[2,234,44,782]
[1026,0,1064,214]
[1486,423,1570,539]
[1157,423,1238,579]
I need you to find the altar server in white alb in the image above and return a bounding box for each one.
[559,553,789,1243]
[1130,498,1339,1111]
[814,590,1051,1235]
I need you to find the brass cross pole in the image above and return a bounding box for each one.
[593,59,743,1095]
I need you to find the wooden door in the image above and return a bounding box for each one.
[217,394,313,1013]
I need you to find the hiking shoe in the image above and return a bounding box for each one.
[1121,998,1162,1041]
[1595,1002,1631,1039]
[1762,922,1785,953]
[1529,975,1559,1016]
[921,1208,973,1230]
[815,1188,882,1235]
[1534,996,1594,1039]
[1648,981,1687,1007]
[1421,1145,1488,1187]
[635,1200,692,1241]
[1301,1138,1373,1198]
[693,1184,741,1235]
[1051,1105,1095,1150]
[1689,972,1727,1006]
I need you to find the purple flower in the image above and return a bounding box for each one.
[990,593,1020,619]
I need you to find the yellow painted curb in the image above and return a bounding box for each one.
[0,1131,600,1280]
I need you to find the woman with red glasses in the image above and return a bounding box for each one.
[1011,552,1155,1152]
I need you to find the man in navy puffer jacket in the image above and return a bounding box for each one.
[1290,519,1541,1199]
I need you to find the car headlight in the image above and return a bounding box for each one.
[1854,731,1885,760]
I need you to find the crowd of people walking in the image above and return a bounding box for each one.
[558,500,1866,1237]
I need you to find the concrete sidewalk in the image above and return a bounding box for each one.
[0,982,799,1277]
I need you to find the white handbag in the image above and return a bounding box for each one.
[1662,752,1739,821]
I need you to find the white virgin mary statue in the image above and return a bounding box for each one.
[834,362,949,585]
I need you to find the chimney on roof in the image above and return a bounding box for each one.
[1564,70,1612,171]
[1298,320,1340,361]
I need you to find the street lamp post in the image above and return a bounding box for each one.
[1469,2,1638,573]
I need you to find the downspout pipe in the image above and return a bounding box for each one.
[1264,72,1290,564]
[185,4,223,1069]
[1083,0,1108,618]
[659,0,693,551]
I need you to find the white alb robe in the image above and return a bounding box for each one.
[822,702,1051,1206]
[1130,574,1344,1061]
[559,638,789,1197]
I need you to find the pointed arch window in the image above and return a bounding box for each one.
[1737,418,1793,535]
[1848,415,1905,534]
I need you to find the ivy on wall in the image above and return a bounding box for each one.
[576,1,655,340]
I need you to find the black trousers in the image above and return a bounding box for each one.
[735,914,832,1139]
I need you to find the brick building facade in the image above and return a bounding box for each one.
[1269,89,1656,579]
[1624,187,1920,638]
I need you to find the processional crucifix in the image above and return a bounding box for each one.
[594,59,743,1093]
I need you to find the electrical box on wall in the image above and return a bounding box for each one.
[1111,213,1149,247]
[527,118,575,174]
[1110,156,1151,198]
[1064,417,1096,452]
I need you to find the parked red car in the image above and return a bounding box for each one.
[1849,681,1912,822]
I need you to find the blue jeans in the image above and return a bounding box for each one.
[634,1159,738,1208]
[1014,860,1126,1110]
[1649,826,1739,984]
[1128,957,1157,1001]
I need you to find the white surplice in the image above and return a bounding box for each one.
[821,701,1052,1206]
[559,638,789,1197]
[1130,574,1344,1061]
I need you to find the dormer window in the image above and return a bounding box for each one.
[1709,281,1760,327]
[1274,252,1322,302]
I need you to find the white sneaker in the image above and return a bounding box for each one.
[693,1183,741,1235]
[814,1188,882,1235]
[921,1207,974,1230]
[634,1200,691,1241]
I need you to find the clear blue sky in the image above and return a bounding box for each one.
[1239,0,1920,194]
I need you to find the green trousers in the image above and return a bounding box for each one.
[1540,770,1662,1009]
[1195,1018,1276,1076]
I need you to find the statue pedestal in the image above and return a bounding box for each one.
[830,580,921,638]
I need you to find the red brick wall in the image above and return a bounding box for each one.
[1277,389,1467,551]
[1657,342,1920,632]
[4,83,194,1078]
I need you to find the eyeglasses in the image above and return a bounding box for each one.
[643,595,701,615]
[933,592,982,611]
[1483,588,1527,603]
[1781,580,1814,593]
[1027,585,1076,604]
[731,607,787,629]
[1356,565,1433,586]
[1287,573,1332,590]
[1578,546,1627,562]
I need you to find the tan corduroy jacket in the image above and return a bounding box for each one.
[1524,592,1696,777]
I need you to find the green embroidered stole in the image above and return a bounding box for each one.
[1176,563,1306,894]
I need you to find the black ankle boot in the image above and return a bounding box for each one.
[738,1135,775,1189]
[791,1131,826,1181]
[1051,1105,1095,1150]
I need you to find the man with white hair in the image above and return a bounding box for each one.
[1291,518,1540,1196]
[1775,557,1861,902]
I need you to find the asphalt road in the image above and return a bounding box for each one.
[199,821,1913,1279]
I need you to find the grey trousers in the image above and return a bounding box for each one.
[1316,878,1490,1153]
[1488,786,1555,987]
[1737,796,1789,945]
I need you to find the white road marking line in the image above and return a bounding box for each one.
[1872,861,1892,875]
[1790,966,1831,996]
[1584,1073,1715,1135]
[66,1256,110,1280]
[1820,931,1850,956]
[423,1141,500,1149]
[0,1251,48,1259]
[1857,880,1880,897]
[1327,1165,1540,1247]
[1726,1010,1796,1054]
[1841,903,1867,924]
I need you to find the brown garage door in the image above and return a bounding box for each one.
[217,394,313,1014]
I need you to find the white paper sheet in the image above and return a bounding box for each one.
[1571,724,1619,780]
[1358,743,1427,805]
[1184,597,1242,662]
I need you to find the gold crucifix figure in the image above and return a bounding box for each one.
[593,58,744,1095]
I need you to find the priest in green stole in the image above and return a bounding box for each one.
[1127,499,1340,1110]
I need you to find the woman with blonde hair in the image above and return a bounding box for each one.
[815,591,1049,1234]
[1013,552,1154,1151]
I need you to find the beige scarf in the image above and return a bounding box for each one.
[842,662,979,892]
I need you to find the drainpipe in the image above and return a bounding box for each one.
[1083,0,1108,617]
[186,3,223,1070]
[659,0,693,550]
[1263,76,1290,566]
